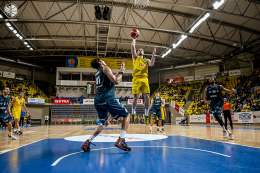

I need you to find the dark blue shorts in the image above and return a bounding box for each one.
[210,102,223,118]
[153,109,162,120]
[0,114,11,123]
[95,99,129,123]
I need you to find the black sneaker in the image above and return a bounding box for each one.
[162,128,164,131]
[114,137,131,151]
[18,131,23,135]
[81,139,96,152]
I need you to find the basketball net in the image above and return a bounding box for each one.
[134,0,150,8]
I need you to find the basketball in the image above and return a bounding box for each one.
[131,29,139,39]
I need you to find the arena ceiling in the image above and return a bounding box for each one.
[0,0,260,68]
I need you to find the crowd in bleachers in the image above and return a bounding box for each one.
[0,78,45,99]
[187,70,260,115]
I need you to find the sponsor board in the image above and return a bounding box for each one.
[3,71,15,79]
[128,99,143,105]
[190,115,198,122]
[31,119,41,125]
[237,112,253,123]
[175,104,179,112]
[184,76,194,82]
[166,78,174,84]
[83,99,94,105]
[176,117,184,124]
[16,74,26,80]
[175,77,184,83]
[227,113,238,123]
[179,107,185,116]
[171,101,175,108]
[61,80,77,86]
[195,75,204,80]
[197,114,206,123]
[124,82,133,87]
[53,99,71,104]
[205,73,216,79]
[65,134,168,142]
[229,69,241,76]
[28,98,45,104]
[253,111,260,123]
[206,114,210,123]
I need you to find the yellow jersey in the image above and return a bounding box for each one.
[12,97,24,114]
[132,56,149,78]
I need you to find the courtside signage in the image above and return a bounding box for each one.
[124,82,133,87]
[237,112,253,123]
[3,71,15,79]
[127,99,143,104]
[229,69,241,76]
[83,99,94,104]
[28,98,45,104]
[184,76,194,82]
[53,99,71,104]
[195,75,204,80]
[61,80,77,86]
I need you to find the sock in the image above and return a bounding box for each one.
[150,126,152,130]
[157,126,159,129]
[132,109,135,114]
[160,127,162,131]
[14,129,17,132]
[88,135,95,142]
[145,109,149,116]
[18,128,20,132]
[8,131,11,136]
[227,129,232,135]
[221,126,227,132]
[120,130,126,138]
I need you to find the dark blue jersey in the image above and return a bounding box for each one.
[0,94,10,116]
[207,84,223,108]
[153,97,162,110]
[94,67,115,103]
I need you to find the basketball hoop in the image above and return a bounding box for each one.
[134,0,150,8]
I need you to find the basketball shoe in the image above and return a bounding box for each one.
[114,137,131,151]
[81,139,96,152]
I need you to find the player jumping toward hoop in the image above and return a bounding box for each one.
[131,38,156,124]
[204,77,236,140]
[81,58,131,152]
[148,92,165,133]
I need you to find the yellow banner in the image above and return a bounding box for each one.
[76,57,133,70]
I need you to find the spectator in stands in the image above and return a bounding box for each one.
[80,95,84,100]
[183,98,186,104]
[18,87,22,92]
[236,108,241,112]
[71,97,75,104]
[120,96,123,100]
[125,96,128,99]
[75,97,78,103]
[56,95,59,98]
[197,101,202,107]
[225,77,229,81]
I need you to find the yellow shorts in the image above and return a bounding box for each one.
[132,77,150,95]
[13,112,21,120]
[157,108,165,121]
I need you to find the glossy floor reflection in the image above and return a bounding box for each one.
[0,135,260,173]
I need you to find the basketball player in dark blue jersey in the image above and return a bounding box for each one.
[148,92,165,133]
[0,87,17,140]
[204,77,236,140]
[81,58,131,152]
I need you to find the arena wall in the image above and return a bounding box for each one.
[26,104,50,125]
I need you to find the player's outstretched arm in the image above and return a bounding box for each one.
[204,88,210,105]
[148,48,156,67]
[148,99,154,111]
[103,60,126,85]
[220,85,237,95]
[161,98,165,108]
[23,101,30,115]
[131,39,137,61]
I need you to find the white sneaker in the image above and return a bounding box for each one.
[223,131,228,138]
[149,128,152,133]
[8,135,17,140]
[229,133,234,140]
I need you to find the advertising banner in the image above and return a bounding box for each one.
[128,99,143,105]
[16,74,26,80]
[175,104,179,112]
[53,99,71,104]
[166,78,174,84]
[31,119,41,125]
[229,70,241,76]
[195,75,204,80]
[171,101,175,109]
[206,114,210,123]
[3,71,15,78]
[124,82,133,87]
[227,113,238,123]
[198,114,206,123]
[28,98,45,104]
[179,107,185,116]
[253,111,260,123]
[83,99,94,104]
[175,77,184,83]
[184,76,194,82]
[61,80,77,86]
[190,115,198,122]
[237,112,253,123]
[0,71,2,77]
[176,117,184,124]
[65,57,133,70]
[205,73,216,79]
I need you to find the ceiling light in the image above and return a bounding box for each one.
[0,14,3,18]
[16,33,20,37]
[6,22,11,27]
[13,30,17,34]
[162,49,171,58]
[19,36,23,40]
[189,12,210,33]
[173,35,187,48]
[213,0,225,9]
[24,42,28,45]
[30,48,33,50]
[9,26,14,30]
[27,45,30,48]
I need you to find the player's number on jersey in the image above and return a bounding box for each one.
[96,76,101,86]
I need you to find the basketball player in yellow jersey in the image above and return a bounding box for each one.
[8,91,30,135]
[131,38,156,124]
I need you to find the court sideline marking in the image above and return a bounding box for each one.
[51,146,231,166]
[0,138,45,154]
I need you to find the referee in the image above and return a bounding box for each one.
[222,98,233,130]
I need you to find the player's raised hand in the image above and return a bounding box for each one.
[153,48,156,55]
[232,89,237,94]
[120,59,126,72]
